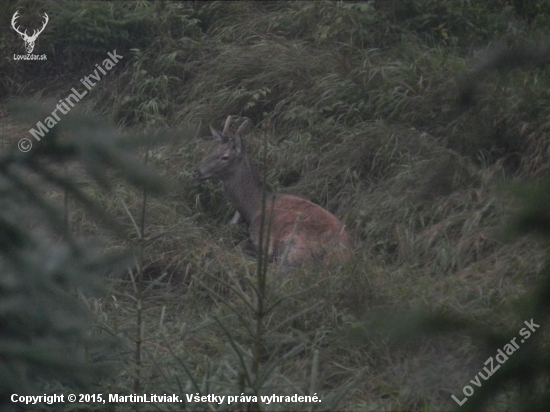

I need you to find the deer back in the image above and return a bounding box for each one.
[249,194,351,266]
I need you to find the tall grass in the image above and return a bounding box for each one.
[2,1,550,411]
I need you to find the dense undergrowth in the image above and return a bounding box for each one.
[1,1,550,411]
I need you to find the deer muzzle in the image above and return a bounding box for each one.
[193,169,207,180]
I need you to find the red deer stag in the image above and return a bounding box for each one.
[193,116,351,267]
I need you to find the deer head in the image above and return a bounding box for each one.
[12,10,49,54]
[193,116,250,182]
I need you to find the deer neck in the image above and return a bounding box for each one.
[222,156,271,224]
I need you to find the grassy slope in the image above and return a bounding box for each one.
[2,1,550,411]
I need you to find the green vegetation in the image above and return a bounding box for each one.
[1,0,550,411]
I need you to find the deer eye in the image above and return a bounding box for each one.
[221,155,229,161]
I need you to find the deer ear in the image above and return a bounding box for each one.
[210,125,227,144]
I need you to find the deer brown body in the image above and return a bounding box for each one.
[193,116,351,267]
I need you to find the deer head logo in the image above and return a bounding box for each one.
[11,10,49,54]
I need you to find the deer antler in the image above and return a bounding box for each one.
[222,115,234,136]
[11,11,49,40]
[11,11,26,37]
[236,117,251,135]
[33,13,49,39]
